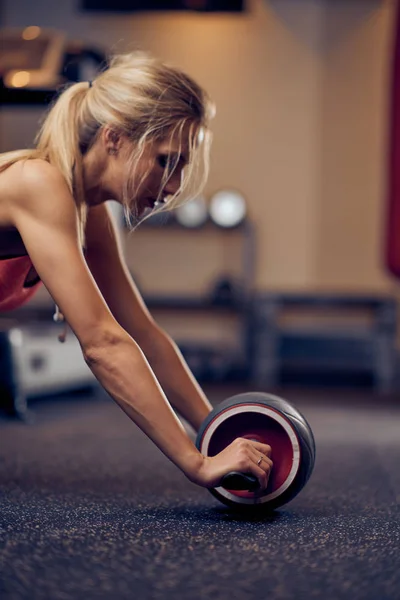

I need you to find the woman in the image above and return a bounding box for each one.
[0,52,272,491]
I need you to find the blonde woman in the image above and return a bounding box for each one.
[0,52,272,492]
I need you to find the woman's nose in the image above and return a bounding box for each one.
[164,171,182,196]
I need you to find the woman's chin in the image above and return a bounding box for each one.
[140,205,155,219]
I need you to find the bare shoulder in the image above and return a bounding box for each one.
[14,159,77,226]
[0,158,65,227]
[20,158,64,184]
[20,159,72,202]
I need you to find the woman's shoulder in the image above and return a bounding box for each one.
[0,158,67,198]
[19,158,68,190]
[14,159,73,209]
[0,158,76,227]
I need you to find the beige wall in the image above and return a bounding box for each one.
[1,0,398,299]
[318,0,397,293]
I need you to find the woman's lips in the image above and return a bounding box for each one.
[139,197,157,217]
[139,196,169,217]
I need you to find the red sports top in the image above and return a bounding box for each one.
[0,255,42,312]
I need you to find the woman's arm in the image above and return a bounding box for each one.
[84,202,213,431]
[137,327,213,432]
[11,161,198,476]
[11,160,272,489]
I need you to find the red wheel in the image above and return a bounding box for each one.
[196,392,315,512]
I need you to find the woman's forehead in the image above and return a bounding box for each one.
[155,124,204,157]
[155,137,189,161]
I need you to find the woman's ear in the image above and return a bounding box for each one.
[102,126,122,156]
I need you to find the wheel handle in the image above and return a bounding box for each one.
[220,472,260,491]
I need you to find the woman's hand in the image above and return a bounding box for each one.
[190,438,273,490]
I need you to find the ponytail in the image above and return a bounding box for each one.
[0,82,90,243]
[35,82,90,242]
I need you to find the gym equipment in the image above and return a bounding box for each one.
[196,391,315,512]
[0,319,96,419]
[175,195,208,228]
[209,189,247,229]
[250,293,398,392]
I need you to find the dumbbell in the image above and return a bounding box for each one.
[196,392,315,512]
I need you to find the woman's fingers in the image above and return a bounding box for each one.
[250,448,273,469]
[253,455,273,489]
[246,461,271,490]
[235,438,273,469]
[249,441,272,458]
[237,439,273,489]
[236,438,273,489]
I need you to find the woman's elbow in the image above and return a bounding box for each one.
[81,324,130,366]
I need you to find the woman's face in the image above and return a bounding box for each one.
[131,135,189,218]
[84,125,195,211]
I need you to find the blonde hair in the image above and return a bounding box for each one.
[0,51,215,237]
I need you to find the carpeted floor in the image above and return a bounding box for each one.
[0,386,399,600]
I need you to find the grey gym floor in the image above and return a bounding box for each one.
[0,385,399,600]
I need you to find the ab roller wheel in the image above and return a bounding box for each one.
[196,392,316,512]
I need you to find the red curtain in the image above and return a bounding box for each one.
[387,0,400,279]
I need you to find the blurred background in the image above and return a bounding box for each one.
[1,0,400,418]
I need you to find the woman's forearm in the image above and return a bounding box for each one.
[84,331,204,480]
[138,325,213,431]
